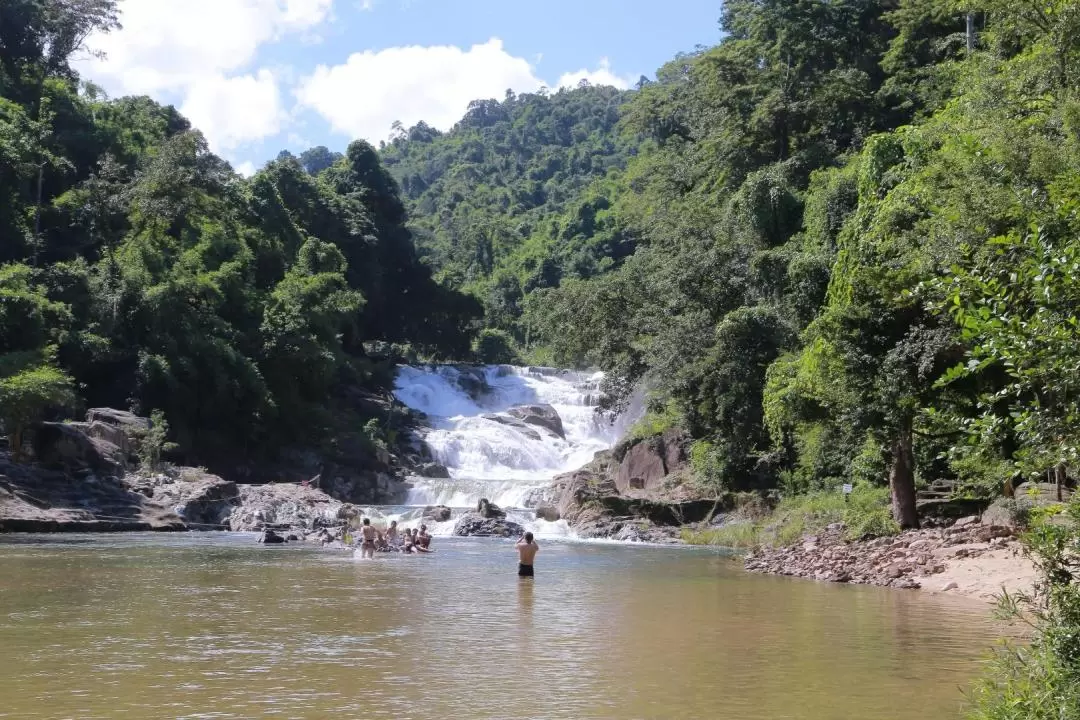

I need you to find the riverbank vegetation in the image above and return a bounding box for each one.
[683,486,897,549]
[968,499,1080,719]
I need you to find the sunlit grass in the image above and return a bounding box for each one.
[688,485,899,550]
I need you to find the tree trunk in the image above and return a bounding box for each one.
[889,421,919,529]
[1055,463,1066,503]
[11,424,23,463]
[966,12,976,53]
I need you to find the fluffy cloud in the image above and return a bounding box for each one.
[296,38,629,142]
[557,58,634,91]
[74,0,333,151]
[180,70,285,151]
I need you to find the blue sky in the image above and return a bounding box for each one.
[75,0,723,175]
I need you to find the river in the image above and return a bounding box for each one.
[0,532,999,719]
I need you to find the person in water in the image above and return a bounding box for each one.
[385,520,401,548]
[359,518,377,559]
[516,532,539,577]
[418,525,431,550]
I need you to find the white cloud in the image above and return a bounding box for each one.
[181,70,285,151]
[74,0,334,151]
[557,58,633,90]
[236,161,258,177]
[296,39,628,142]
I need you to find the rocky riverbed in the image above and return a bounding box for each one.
[744,517,1034,600]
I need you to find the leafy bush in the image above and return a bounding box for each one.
[138,409,178,471]
[472,329,518,365]
[967,500,1080,719]
[692,484,898,549]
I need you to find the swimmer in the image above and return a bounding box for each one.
[515,532,538,578]
[359,518,377,559]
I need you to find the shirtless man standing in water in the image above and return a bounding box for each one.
[516,532,539,578]
[359,518,377,559]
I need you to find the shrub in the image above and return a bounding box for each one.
[967,499,1080,719]
[472,328,518,365]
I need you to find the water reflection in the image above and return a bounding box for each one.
[0,533,1002,719]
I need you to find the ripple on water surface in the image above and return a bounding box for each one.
[0,532,1003,719]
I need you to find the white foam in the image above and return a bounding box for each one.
[392,365,642,515]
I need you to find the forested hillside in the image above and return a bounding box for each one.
[379,85,637,344]
[0,0,479,471]
[489,0,1080,534]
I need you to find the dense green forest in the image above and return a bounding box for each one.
[379,84,637,345]
[0,0,479,469]
[378,1,1080,535]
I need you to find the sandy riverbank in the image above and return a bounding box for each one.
[922,542,1036,603]
[744,520,1038,604]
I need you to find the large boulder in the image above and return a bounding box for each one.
[423,505,452,522]
[87,408,151,432]
[417,462,450,479]
[1014,482,1074,505]
[453,513,523,537]
[507,404,565,439]
[452,365,490,399]
[534,505,560,522]
[31,423,122,476]
[481,414,542,441]
[228,483,360,532]
[476,497,506,519]
[613,430,690,494]
[125,469,239,529]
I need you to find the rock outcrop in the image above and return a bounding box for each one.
[453,513,523,537]
[476,497,506,519]
[611,429,690,494]
[423,505,452,522]
[228,483,361,532]
[744,518,1018,589]
[0,452,184,533]
[417,463,450,479]
[31,422,123,477]
[124,469,239,529]
[507,404,565,439]
[538,467,700,543]
[481,414,543,441]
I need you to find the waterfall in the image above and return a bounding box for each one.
[386,364,640,536]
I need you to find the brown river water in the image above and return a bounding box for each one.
[0,533,1004,719]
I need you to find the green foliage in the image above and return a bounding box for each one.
[687,485,897,549]
[628,399,681,441]
[967,499,1080,719]
[0,5,479,469]
[137,409,177,471]
[471,328,518,365]
[380,85,636,339]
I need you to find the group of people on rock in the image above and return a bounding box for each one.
[355,518,433,558]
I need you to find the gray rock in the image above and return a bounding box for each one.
[258,529,286,544]
[476,497,506,519]
[481,414,542,441]
[418,463,450,479]
[423,505,452,522]
[125,469,239,529]
[534,505,560,522]
[982,497,1027,529]
[507,404,565,439]
[31,422,122,476]
[452,513,523,537]
[228,483,360,532]
[86,408,151,432]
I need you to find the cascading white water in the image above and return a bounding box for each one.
[385,364,639,536]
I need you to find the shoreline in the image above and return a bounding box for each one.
[742,520,1036,605]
